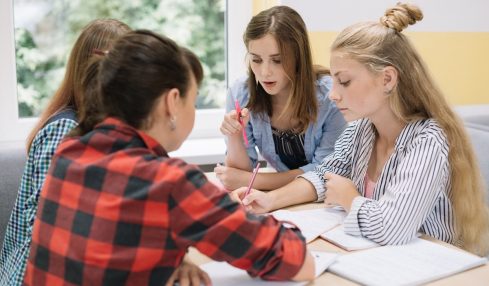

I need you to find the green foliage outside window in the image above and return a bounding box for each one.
[15,0,225,118]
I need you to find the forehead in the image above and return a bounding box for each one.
[248,34,280,56]
[330,52,366,75]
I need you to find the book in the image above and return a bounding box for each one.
[199,251,338,286]
[320,225,379,251]
[328,238,488,286]
[271,207,346,243]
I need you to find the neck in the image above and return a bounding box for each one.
[370,108,406,148]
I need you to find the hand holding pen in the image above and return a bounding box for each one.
[219,101,250,146]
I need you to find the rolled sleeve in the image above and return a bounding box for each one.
[298,171,325,202]
[343,196,369,236]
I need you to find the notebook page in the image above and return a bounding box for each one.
[320,225,379,251]
[271,208,346,243]
[199,251,337,286]
[329,238,487,286]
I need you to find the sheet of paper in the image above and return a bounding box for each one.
[271,208,346,243]
[320,225,378,251]
[329,238,488,286]
[199,251,338,286]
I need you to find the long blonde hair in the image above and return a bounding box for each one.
[332,3,489,255]
[243,5,329,133]
[26,19,130,151]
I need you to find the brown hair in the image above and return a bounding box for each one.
[243,5,328,133]
[331,2,489,255]
[72,30,203,135]
[26,19,130,151]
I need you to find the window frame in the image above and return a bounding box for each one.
[0,0,252,143]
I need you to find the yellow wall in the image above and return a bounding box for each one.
[310,31,489,105]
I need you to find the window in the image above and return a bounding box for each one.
[0,0,251,142]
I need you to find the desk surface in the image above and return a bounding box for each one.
[196,173,489,285]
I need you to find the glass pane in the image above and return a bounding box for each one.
[14,0,226,118]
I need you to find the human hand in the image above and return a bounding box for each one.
[323,172,360,212]
[231,187,273,214]
[165,260,212,286]
[214,164,250,190]
[219,108,250,137]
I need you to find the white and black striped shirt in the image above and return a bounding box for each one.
[301,118,456,246]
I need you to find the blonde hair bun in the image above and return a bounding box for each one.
[380,2,423,32]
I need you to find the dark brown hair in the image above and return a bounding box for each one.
[71,30,203,135]
[244,5,328,132]
[26,19,130,151]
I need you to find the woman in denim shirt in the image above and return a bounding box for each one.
[217,6,346,190]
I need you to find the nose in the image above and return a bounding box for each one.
[329,85,341,102]
[260,61,272,77]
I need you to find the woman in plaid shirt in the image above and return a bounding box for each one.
[23,30,316,286]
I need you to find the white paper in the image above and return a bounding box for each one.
[320,225,379,251]
[329,238,488,286]
[311,251,339,277]
[199,251,338,286]
[271,208,346,243]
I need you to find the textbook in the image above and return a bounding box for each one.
[271,207,346,243]
[328,238,488,286]
[199,251,338,286]
[320,225,379,251]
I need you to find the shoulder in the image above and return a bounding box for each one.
[402,119,449,152]
[30,116,78,153]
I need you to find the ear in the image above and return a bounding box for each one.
[383,66,398,94]
[164,88,181,117]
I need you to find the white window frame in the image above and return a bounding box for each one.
[0,0,252,144]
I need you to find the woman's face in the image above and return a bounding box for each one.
[248,34,291,97]
[329,51,388,122]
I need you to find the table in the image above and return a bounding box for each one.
[194,172,489,285]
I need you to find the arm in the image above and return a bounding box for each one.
[344,137,449,245]
[214,166,303,191]
[169,166,313,281]
[300,94,347,173]
[25,119,77,228]
[222,85,255,171]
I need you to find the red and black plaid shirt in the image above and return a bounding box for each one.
[24,117,306,285]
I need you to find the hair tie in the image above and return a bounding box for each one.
[92,48,109,56]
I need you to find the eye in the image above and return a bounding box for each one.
[251,58,262,64]
[272,58,281,64]
[338,80,350,87]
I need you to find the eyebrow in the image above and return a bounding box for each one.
[249,53,281,57]
[333,71,344,77]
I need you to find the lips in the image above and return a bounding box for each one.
[262,81,276,88]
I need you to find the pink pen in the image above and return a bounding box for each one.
[234,99,249,147]
[243,162,260,199]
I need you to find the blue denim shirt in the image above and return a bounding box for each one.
[226,76,346,172]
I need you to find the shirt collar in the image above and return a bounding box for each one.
[96,117,168,157]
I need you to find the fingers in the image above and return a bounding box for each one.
[220,110,243,136]
[323,172,333,180]
[240,108,251,125]
[199,269,212,286]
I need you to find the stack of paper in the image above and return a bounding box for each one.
[329,238,488,285]
[199,251,338,286]
[320,225,379,251]
[271,208,346,243]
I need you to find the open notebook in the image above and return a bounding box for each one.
[270,207,346,243]
[329,238,488,286]
[320,225,379,251]
[199,251,338,286]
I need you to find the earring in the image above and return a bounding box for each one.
[169,116,177,131]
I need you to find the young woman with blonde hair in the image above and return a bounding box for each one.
[0,19,130,285]
[233,3,489,256]
[217,5,346,190]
